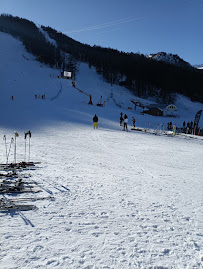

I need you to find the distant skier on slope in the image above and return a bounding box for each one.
[93,114,98,129]
[123,114,128,131]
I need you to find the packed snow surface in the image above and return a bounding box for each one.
[0,32,203,269]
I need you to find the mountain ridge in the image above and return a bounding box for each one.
[0,13,203,104]
[148,52,192,70]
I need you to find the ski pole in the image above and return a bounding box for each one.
[14,131,19,164]
[3,135,8,164]
[7,138,14,163]
[28,133,31,162]
[24,132,27,162]
[24,131,32,162]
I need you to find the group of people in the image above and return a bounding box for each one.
[183,121,194,129]
[120,113,135,131]
[93,113,200,136]
[182,121,199,134]
[11,95,46,101]
[167,120,200,135]
[35,94,46,99]
[93,112,136,131]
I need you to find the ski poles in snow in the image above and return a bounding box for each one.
[3,135,14,164]
[3,135,7,164]
[8,138,14,163]
[3,131,33,165]
[14,131,19,164]
[24,131,31,162]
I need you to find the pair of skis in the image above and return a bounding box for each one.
[0,161,41,171]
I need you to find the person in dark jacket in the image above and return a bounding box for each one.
[123,114,128,131]
[132,116,135,128]
[120,112,123,126]
[183,121,185,128]
[93,114,98,129]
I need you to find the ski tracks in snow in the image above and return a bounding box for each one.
[1,126,203,268]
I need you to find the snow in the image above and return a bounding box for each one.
[38,26,57,47]
[0,31,203,269]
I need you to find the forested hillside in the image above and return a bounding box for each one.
[0,14,61,67]
[1,14,203,103]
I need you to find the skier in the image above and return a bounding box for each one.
[182,121,186,133]
[123,114,128,131]
[93,114,98,129]
[120,112,123,126]
[132,116,135,128]
[183,121,185,128]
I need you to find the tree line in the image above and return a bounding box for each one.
[0,14,61,67]
[0,14,203,103]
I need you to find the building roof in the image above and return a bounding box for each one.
[147,103,177,111]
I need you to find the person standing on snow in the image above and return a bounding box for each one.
[123,114,128,131]
[93,114,98,129]
[132,116,135,128]
[183,121,185,128]
[120,112,123,126]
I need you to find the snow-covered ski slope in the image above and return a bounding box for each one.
[0,32,203,269]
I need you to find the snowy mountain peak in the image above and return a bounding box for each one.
[193,64,203,69]
[148,52,192,69]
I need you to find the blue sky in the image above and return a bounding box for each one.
[1,0,203,65]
